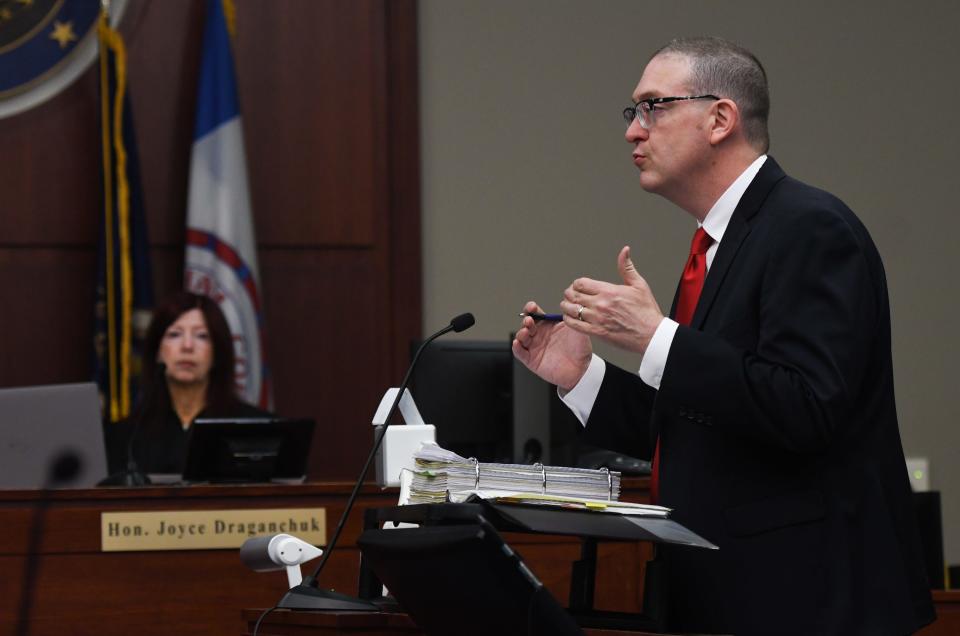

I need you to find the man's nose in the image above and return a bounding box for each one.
[625,116,648,143]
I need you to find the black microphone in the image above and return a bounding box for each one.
[16,450,84,635]
[50,451,83,484]
[274,313,475,612]
[98,362,166,487]
[450,312,475,333]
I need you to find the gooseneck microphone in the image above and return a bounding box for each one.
[16,451,83,635]
[272,313,475,612]
[99,362,167,487]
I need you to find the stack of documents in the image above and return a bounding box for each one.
[409,442,625,506]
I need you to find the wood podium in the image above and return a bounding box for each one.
[241,593,960,636]
[0,480,654,636]
[240,608,674,636]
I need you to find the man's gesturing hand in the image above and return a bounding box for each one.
[560,246,664,355]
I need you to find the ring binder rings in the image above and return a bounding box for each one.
[470,457,479,489]
[601,467,612,501]
[411,442,622,504]
[534,462,547,494]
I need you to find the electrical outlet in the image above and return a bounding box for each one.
[905,457,929,491]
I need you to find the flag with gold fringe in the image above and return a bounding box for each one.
[93,3,154,423]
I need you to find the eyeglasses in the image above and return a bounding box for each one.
[622,94,720,129]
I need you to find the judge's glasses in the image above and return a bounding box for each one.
[622,94,719,129]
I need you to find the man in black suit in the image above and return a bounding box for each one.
[513,36,935,635]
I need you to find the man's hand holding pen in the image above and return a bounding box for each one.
[512,301,592,392]
[514,246,662,389]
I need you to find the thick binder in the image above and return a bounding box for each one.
[410,442,623,503]
[357,502,716,633]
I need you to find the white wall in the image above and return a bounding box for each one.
[419,0,960,564]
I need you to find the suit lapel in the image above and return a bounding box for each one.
[689,157,787,329]
[690,214,750,329]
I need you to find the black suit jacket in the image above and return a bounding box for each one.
[583,158,935,635]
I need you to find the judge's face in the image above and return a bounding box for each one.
[157,308,214,386]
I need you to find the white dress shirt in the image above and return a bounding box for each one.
[561,155,768,425]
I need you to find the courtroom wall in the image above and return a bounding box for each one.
[418,0,960,563]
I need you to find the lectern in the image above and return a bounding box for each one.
[356,502,716,634]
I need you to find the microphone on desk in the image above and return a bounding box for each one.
[16,450,83,635]
[270,312,475,612]
[99,362,167,487]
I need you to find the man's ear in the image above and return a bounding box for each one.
[708,98,739,145]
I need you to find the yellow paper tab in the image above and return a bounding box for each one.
[101,508,326,552]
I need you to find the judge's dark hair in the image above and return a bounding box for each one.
[142,291,237,410]
[652,36,770,153]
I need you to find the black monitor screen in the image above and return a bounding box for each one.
[181,417,315,483]
[409,340,513,463]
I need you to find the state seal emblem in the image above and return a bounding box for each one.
[0,0,127,119]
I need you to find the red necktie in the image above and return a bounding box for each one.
[650,227,713,504]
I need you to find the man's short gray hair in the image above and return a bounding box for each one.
[653,36,770,153]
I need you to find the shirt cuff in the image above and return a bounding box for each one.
[638,318,678,390]
[558,354,605,427]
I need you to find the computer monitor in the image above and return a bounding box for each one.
[181,417,315,483]
[409,340,513,462]
[512,356,582,466]
[408,339,582,464]
[0,382,107,488]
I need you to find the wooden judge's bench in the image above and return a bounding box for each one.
[0,480,956,636]
[0,480,655,636]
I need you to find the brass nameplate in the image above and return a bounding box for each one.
[101,508,326,552]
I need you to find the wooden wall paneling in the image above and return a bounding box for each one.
[366,0,396,391]
[384,0,423,381]
[149,246,186,298]
[124,0,206,247]
[0,249,97,386]
[0,76,100,246]
[234,0,379,247]
[260,249,389,478]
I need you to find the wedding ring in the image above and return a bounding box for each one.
[577,304,584,321]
